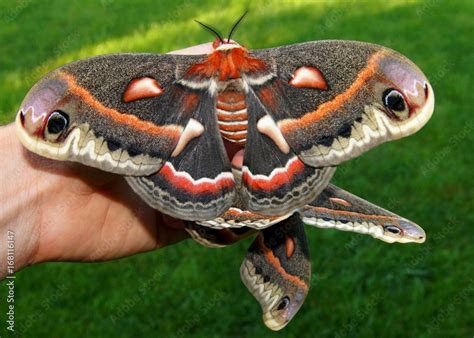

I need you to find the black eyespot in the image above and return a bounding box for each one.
[276,296,290,311]
[47,111,69,134]
[383,89,406,112]
[386,226,401,234]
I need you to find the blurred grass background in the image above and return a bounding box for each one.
[0,0,472,337]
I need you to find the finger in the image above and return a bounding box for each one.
[161,213,185,230]
[155,213,188,248]
[167,42,214,55]
[156,225,189,249]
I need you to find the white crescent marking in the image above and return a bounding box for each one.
[242,156,298,181]
[171,118,204,157]
[257,115,290,154]
[160,162,234,185]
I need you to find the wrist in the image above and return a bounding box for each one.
[0,123,41,279]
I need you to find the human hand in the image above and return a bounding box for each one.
[0,43,215,278]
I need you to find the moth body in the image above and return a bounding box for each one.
[184,41,266,150]
[215,81,248,145]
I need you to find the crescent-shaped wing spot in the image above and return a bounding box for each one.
[59,72,181,140]
[329,197,352,207]
[256,236,309,291]
[171,118,205,157]
[122,77,163,103]
[285,235,295,258]
[279,50,387,134]
[257,115,290,154]
[289,66,328,90]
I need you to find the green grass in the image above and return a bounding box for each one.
[0,0,473,337]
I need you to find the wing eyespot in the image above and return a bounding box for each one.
[45,111,69,141]
[275,296,290,311]
[382,88,409,120]
[385,225,402,235]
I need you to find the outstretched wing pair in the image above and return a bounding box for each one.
[15,40,433,222]
[185,183,426,330]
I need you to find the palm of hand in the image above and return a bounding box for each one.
[20,147,186,264]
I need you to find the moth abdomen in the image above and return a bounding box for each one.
[216,88,248,145]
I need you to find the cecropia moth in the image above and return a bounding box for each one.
[14,16,434,330]
[15,28,433,222]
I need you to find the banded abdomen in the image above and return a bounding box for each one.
[216,89,248,145]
